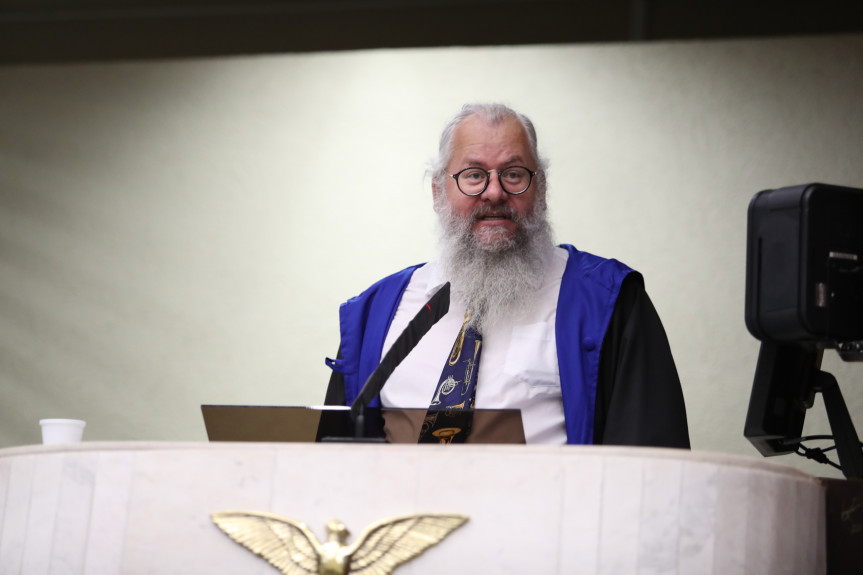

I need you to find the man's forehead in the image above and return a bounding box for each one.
[461,154,527,167]
[450,115,532,163]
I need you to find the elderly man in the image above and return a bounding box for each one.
[325,103,689,447]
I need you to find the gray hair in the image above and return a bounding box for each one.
[429,103,549,197]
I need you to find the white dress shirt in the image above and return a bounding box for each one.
[379,245,570,444]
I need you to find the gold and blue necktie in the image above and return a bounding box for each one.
[418,310,482,444]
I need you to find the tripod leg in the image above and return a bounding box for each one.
[816,371,863,479]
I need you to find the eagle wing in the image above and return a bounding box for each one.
[211,510,321,575]
[346,513,469,575]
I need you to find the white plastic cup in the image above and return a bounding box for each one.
[39,419,86,445]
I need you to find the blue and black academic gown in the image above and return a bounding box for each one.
[325,245,690,448]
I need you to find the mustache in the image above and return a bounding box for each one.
[469,204,519,222]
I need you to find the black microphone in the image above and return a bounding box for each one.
[350,282,450,422]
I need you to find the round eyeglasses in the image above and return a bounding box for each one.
[449,166,537,197]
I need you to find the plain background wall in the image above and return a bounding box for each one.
[1,34,862,478]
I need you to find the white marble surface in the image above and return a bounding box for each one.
[0,442,825,574]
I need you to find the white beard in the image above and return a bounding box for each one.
[435,195,555,332]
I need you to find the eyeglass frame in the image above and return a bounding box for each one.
[448,166,538,197]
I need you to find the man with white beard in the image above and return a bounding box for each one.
[324,103,689,447]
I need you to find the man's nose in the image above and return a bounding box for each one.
[482,172,506,203]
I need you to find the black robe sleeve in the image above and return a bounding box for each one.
[593,273,690,448]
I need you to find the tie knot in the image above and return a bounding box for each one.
[463,308,482,337]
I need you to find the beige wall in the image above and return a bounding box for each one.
[1,34,862,477]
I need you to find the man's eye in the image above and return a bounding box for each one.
[502,169,525,181]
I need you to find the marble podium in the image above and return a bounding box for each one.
[0,442,824,574]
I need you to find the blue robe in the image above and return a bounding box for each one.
[326,244,632,444]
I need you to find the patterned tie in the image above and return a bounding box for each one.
[418,310,482,444]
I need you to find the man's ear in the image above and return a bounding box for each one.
[432,182,442,213]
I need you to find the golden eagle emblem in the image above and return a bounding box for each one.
[211,511,468,575]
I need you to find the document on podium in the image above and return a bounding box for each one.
[201,405,525,444]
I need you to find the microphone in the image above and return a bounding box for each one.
[350,282,450,423]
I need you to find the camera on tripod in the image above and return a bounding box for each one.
[744,183,863,478]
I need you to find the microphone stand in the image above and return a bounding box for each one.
[327,283,451,442]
